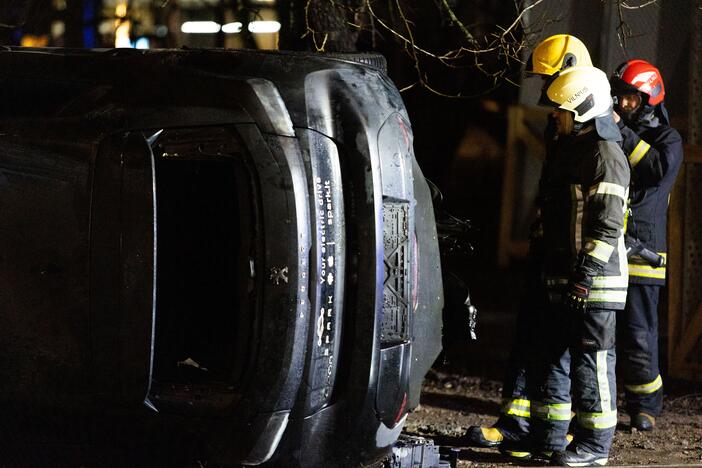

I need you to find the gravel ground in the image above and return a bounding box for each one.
[405,370,702,467]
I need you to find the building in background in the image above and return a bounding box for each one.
[1,0,282,51]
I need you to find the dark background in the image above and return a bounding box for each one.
[0,0,698,380]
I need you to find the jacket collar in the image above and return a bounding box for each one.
[594,112,623,142]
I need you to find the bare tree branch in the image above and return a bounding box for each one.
[614,0,657,53]
[439,0,479,46]
[620,0,658,9]
[365,0,437,58]
[299,0,552,97]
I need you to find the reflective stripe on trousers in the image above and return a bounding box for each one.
[625,375,663,394]
[532,401,571,421]
[577,410,618,429]
[528,329,617,455]
[620,284,664,416]
[502,398,531,418]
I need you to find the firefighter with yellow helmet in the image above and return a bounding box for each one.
[531,65,629,467]
[464,34,594,454]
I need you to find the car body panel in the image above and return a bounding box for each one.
[0,48,443,467]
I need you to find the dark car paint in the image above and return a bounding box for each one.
[0,48,443,466]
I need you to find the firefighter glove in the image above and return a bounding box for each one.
[567,252,601,314]
[566,278,591,314]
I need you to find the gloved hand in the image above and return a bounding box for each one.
[567,252,601,314]
[566,274,592,314]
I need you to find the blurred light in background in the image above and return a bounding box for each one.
[222,22,243,34]
[20,35,49,47]
[10,1,283,49]
[115,20,132,47]
[114,0,131,47]
[155,25,169,38]
[134,37,149,49]
[248,21,280,34]
[179,21,280,35]
[181,21,221,33]
[115,2,127,19]
[51,21,65,40]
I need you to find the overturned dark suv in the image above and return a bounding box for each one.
[0,48,443,467]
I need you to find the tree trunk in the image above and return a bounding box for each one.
[279,0,362,52]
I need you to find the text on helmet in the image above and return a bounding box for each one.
[567,86,589,103]
[632,71,657,94]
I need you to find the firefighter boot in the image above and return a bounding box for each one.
[499,433,574,461]
[550,446,608,466]
[464,426,503,447]
[631,413,655,431]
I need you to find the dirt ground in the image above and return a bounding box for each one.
[404,370,702,467]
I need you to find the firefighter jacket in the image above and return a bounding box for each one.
[537,124,631,310]
[618,114,683,285]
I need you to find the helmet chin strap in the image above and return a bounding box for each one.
[636,106,658,126]
[571,121,584,136]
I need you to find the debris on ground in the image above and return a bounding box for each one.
[405,370,702,466]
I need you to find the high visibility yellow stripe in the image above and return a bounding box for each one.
[625,375,663,394]
[596,350,614,425]
[571,185,584,256]
[502,398,531,418]
[503,451,532,458]
[629,140,651,167]
[502,398,530,408]
[505,407,531,418]
[592,275,628,288]
[593,236,629,288]
[628,267,666,279]
[577,410,618,429]
[629,253,666,279]
[588,289,627,303]
[584,238,615,263]
[588,182,628,201]
[533,402,572,421]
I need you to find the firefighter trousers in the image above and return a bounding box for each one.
[494,301,532,441]
[618,284,663,416]
[492,275,551,442]
[528,305,617,457]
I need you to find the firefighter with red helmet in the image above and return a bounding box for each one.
[610,60,684,431]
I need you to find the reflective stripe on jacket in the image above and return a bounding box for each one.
[619,121,683,285]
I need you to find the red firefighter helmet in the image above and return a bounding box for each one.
[611,59,665,106]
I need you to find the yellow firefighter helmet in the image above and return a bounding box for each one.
[527,34,593,76]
